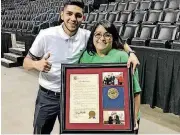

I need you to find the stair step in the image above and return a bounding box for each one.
[16,41,25,45]
[16,42,25,48]
[4,53,24,63]
[1,58,14,63]
[1,58,20,68]
[9,47,26,56]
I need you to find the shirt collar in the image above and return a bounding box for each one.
[58,23,80,41]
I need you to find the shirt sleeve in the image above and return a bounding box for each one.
[133,69,141,94]
[118,51,141,93]
[28,30,45,60]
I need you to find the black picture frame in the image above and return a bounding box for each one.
[60,63,134,134]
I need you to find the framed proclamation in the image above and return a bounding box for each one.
[60,64,134,134]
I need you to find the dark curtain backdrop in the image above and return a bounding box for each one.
[132,46,180,115]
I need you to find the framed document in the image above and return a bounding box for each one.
[60,64,134,134]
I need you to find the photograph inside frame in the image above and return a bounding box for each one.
[102,72,125,125]
[103,72,124,86]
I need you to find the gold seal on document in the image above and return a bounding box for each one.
[108,88,119,99]
[89,111,96,119]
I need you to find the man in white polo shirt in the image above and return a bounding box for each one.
[23,0,140,133]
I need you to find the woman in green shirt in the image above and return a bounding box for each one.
[79,20,141,134]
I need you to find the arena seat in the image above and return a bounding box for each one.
[131,24,157,46]
[151,0,167,10]
[165,0,180,10]
[92,12,108,23]
[106,11,119,23]
[137,1,152,10]
[158,9,179,25]
[149,24,178,48]
[142,10,163,25]
[116,2,127,12]
[128,10,148,24]
[126,1,139,12]
[114,23,124,35]
[106,3,117,12]
[83,12,98,24]
[114,11,132,24]
[120,23,139,44]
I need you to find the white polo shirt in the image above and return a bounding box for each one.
[29,24,91,92]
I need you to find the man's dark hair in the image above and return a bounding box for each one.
[63,0,84,9]
[86,20,124,55]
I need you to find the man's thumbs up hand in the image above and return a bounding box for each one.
[44,53,51,60]
[34,53,52,72]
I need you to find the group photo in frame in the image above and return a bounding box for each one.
[60,64,135,134]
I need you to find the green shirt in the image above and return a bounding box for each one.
[80,49,141,93]
[80,49,141,120]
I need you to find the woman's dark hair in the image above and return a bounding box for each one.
[86,20,124,55]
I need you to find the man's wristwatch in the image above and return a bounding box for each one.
[128,50,135,56]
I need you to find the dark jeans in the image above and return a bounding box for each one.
[33,88,60,134]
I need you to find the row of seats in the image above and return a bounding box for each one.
[1,0,15,10]
[1,0,60,38]
[2,20,38,35]
[98,0,180,13]
[2,14,37,22]
[2,6,62,20]
[81,0,180,50]
[1,0,62,34]
[2,2,62,16]
[1,0,180,50]
[27,1,62,9]
[36,0,63,2]
[83,9,180,25]
[2,0,30,10]
[1,12,60,35]
[3,7,51,15]
[81,23,180,49]
[5,0,179,18]
[116,0,180,2]
[1,11,58,27]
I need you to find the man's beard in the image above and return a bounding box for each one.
[63,22,80,34]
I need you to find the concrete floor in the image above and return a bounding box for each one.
[1,66,180,134]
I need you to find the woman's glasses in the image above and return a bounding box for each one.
[94,32,112,40]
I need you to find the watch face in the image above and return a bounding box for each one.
[128,51,135,56]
